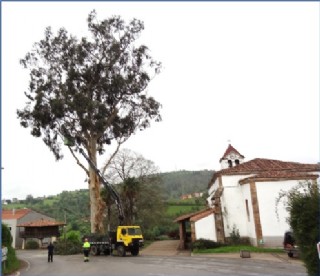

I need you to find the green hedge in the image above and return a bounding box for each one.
[2,224,20,275]
[25,240,39,249]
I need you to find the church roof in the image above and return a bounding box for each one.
[219,144,244,162]
[208,158,320,188]
[174,208,214,223]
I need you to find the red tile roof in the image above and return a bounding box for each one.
[209,158,320,188]
[2,208,32,220]
[174,208,214,222]
[219,144,244,162]
[17,218,65,227]
[190,209,214,222]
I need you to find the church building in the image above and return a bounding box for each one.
[176,144,320,248]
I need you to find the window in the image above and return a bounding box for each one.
[235,159,240,165]
[245,199,250,222]
[228,160,232,168]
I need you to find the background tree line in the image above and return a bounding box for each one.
[3,166,211,239]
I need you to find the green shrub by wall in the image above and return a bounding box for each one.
[25,240,39,249]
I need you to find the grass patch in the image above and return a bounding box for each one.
[193,245,284,254]
[166,205,203,216]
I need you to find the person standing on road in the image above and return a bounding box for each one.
[47,242,54,262]
[83,238,91,262]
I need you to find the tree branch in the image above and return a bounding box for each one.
[67,146,89,177]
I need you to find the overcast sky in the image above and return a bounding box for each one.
[2,1,319,200]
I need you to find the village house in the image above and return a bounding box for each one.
[2,208,65,249]
[175,144,320,249]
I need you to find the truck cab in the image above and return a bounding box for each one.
[111,225,144,257]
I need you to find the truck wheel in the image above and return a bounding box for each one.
[91,245,100,256]
[117,245,126,257]
[131,247,139,256]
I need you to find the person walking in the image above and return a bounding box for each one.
[82,238,91,262]
[47,242,54,262]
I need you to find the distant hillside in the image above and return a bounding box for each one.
[2,170,214,235]
[159,170,214,199]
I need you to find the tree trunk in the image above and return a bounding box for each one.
[88,140,106,233]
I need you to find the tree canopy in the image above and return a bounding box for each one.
[276,181,320,276]
[17,11,162,233]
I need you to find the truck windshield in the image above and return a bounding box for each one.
[128,228,142,235]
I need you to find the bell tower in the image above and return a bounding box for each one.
[219,144,244,169]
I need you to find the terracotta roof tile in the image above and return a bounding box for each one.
[219,144,244,162]
[209,158,320,188]
[17,218,65,227]
[239,171,319,184]
[174,208,214,222]
[190,209,214,222]
[2,208,32,220]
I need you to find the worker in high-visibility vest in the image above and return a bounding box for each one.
[82,238,91,262]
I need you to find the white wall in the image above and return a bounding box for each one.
[194,214,216,241]
[240,184,256,239]
[219,175,253,237]
[206,172,315,247]
[256,180,299,237]
[207,180,219,207]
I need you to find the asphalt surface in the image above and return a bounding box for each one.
[141,240,303,263]
[8,240,306,276]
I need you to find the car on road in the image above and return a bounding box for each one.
[283,231,299,258]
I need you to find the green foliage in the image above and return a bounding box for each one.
[191,239,222,250]
[2,223,13,247]
[2,170,210,241]
[143,226,161,240]
[166,205,204,217]
[17,11,162,161]
[54,239,82,255]
[2,224,20,275]
[277,181,320,276]
[66,230,82,243]
[2,246,20,275]
[159,170,213,199]
[228,225,241,245]
[25,240,39,249]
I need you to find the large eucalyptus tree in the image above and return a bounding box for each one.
[17,11,162,233]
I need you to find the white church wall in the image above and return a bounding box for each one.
[255,179,300,247]
[240,184,256,240]
[219,175,249,238]
[195,214,216,241]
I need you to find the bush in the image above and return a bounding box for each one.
[288,183,319,276]
[191,239,222,250]
[25,240,39,249]
[2,223,13,247]
[167,229,179,239]
[66,230,81,243]
[54,239,82,255]
[277,181,320,276]
[2,224,20,275]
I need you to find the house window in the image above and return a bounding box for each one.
[228,160,232,168]
[235,159,240,165]
[245,199,250,222]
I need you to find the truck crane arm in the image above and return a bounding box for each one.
[79,148,125,225]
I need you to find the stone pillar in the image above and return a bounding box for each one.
[22,238,26,250]
[250,181,263,246]
[178,221,186,250]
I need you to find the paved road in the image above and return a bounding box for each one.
[12,241,307,276]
